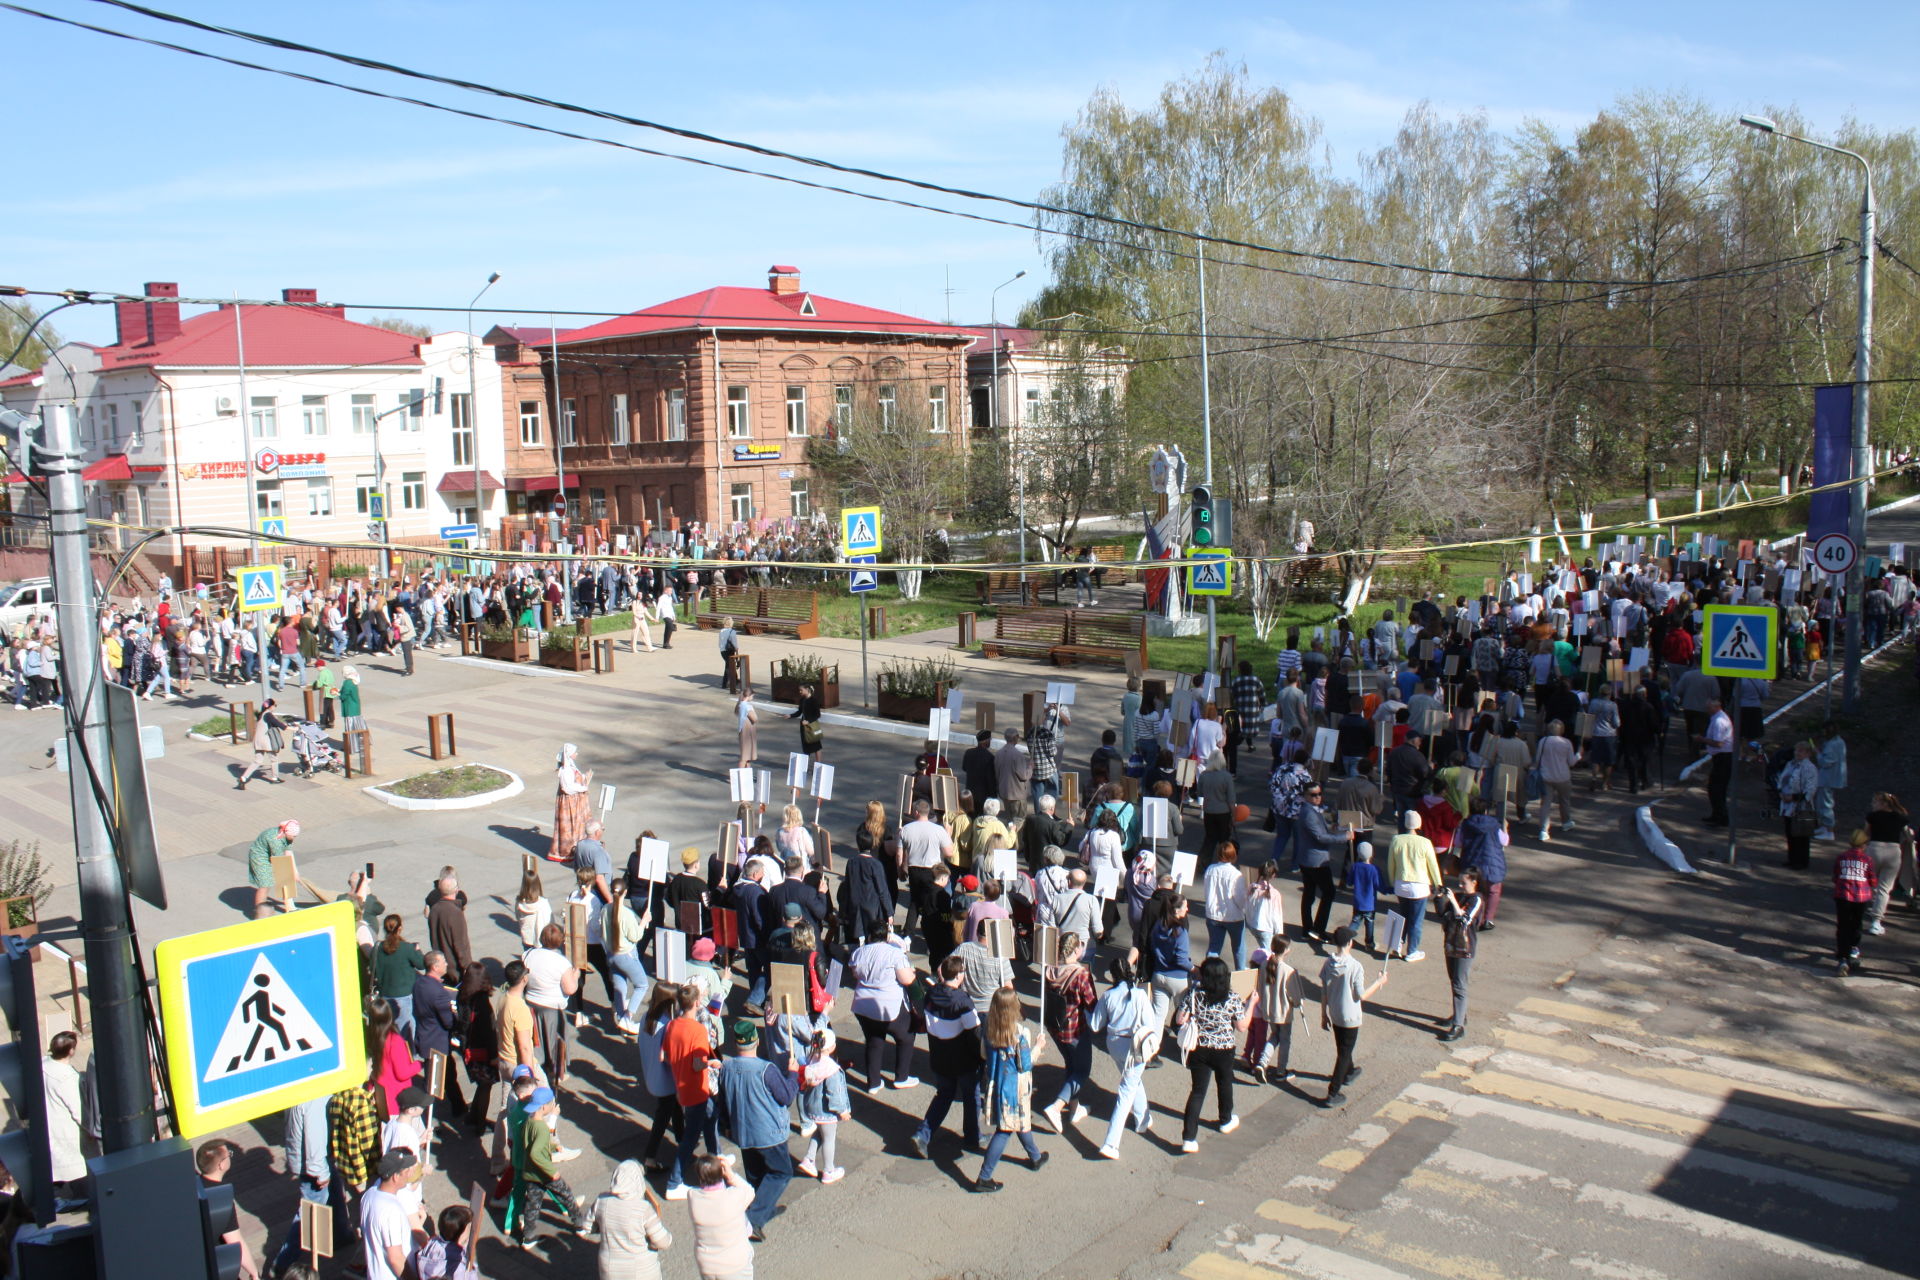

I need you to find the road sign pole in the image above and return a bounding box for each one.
[41,402,157,1153]
[860,595,870,713]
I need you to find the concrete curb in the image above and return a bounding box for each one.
[760,698,983,748]
[1636,804,1698,875]
[437,656,585,679]
[363,765,525,811]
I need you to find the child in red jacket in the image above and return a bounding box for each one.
[1833,831,1879,977]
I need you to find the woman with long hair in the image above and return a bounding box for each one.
[1863,792,1913,933]
[456,962,499,1130]
[637,983,685,1172]
[517,864,554,948]
[370,913,426,1040]
[366,996,418,1118]
[774,805,815,866]
[1172,956,1252,1154]
[604,880,650,1034]
[972,987,1045,1193]
[550,742,593,864]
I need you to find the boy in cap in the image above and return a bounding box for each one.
[381,1085,432,1214]
[360,1148,420,1280]
[715,1019,800,1243]
[512,1086,590,1246]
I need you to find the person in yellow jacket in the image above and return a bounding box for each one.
[1385,810,1444,963]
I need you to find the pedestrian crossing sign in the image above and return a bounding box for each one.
[155,900,365,1138]
[234,563,283,613]
[1701,603,1776,678]
[848,554,879,593]
[841,506,883,556]
[1187,548,1233,597]
[257,516,287,546]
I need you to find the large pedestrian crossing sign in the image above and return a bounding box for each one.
[1701,603,1776,678]
[841,506,883,556]
[1187,548,1233,597]
[155,900,365,1138]
[234,563,283,613]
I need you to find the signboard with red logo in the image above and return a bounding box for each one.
[255,449,327,480]
[255,448,281,474]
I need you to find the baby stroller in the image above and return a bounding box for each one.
[291,720,341,778]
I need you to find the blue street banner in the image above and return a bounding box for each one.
[1808,384,1852,543]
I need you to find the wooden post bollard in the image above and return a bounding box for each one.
[302,687,319,722]
[593,637,616,673]
[735,653,752,694]
[229,701,257,745]
[342,729,373,778]
[459,621,480,656]
[868,606,887,637]
[1023,691,1042,735]
[975,701,995,733]
[427,713,456,761]
[956,611,977,648]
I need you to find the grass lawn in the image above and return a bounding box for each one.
[385,764,513,799]
[191,714,234,738]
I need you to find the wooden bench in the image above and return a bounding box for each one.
[980,607,1070,660]
[1052,610,1149,669]
[695,586,821,640]
[743,588,821,640]
[1092,544,1135,586]
[976,571,1059,605]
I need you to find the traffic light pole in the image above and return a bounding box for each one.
[43,402,158,1153]
[1196,249,1216,676]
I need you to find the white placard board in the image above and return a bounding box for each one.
[1200,672,1219,703]
[656,928,688,983]
[990,848,1016,882]
[1572,615,1588,637]
[1312,727,1340,763]
[1142,796,1172,841]
[787,753,810,788]
[1627,647,1649,672]
[1170,850,1198,887]
[946,686,965,716]
[598,784,617,815]
[810,762,835,801]
[1044,681,1077,706]
[1378,912,1406,959]
[755,770,772,807]
[729,767,755,803]
[825,959,844,997]
[928,708,952,742]
[1093,865,1121,900]
[637,837,669,884]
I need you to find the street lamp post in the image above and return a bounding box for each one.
[1740,113,1874,710]
[467,273,501,546]
[991,270,1027,586]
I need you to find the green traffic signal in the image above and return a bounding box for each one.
[1191,485,1214,546]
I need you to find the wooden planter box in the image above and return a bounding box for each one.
[876,681,947,726]
[480,634,538,663]
[1,896,40,964]
[771,661,841,709]
[540,644,595,671]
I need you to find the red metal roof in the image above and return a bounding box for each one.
[81,455,133,482]
[493,326,573,346]
[957,323,1034,355]
[511,474,579,493]
[560,285,973,346]
[436,471,503,494]
[0,371,42,390]
[98,303,423,370]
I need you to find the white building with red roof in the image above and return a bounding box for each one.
[489,265,975,534]
[0,283,506,573]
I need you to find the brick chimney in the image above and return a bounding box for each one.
[768,265,801,296]
[282,287,347,320]
[114,281,182,348]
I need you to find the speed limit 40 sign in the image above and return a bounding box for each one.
[1812,532,1859,576]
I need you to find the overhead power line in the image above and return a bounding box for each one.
[42,0,1844,295]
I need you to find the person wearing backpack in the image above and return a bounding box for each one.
[1432,871,1483,1042]
[1038,931,1097,1134]
[910,955,983,1158]
[1090,957,1157,1160]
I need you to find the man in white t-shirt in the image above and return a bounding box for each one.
[899,799,954,943]
[361,1148,421,1280]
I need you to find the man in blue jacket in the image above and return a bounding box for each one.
[410,951,468,1121]
[1452,797,1507,929]
[716,1020,799,1241]
[732,863,771,1012]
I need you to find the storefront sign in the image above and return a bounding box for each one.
[180,461,249,480]
[255,449,327,475]
[732,444,781,462]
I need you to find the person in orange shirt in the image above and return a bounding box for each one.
[663,984,719,1201]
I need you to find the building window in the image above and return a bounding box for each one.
[255,480,283,519]
[727,386,750,438]
[833,384,853,431]
[1025,387,1042,422]
[785,386,808,437]
[398,388,424,431]
[400,471,426,511]
[877,384,897,431]
[304,476,332,516]
[789,477,811,520]
[927,385,948,433]
[609,393,629,445]
[519,400,542,446]
[590,487,608,520]
[81,407,94,446]
[250,396,278,438]
[450,393,473,466]
[354,473,377,515]
[101,402,120,443]
[729,481,754,524]
[301,395,328,436]
[561,398,577,446]
[351,394,377,434]
[665,388,687,441]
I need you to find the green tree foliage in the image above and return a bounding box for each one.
[0,302,62,371]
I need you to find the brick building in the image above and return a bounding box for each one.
[489,266,974,534]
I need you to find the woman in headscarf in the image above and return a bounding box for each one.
[587,1159,673,1280]
[550,743,592,863]
[338,665,366,735]
[735,688,758,768]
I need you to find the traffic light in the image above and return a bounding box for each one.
[1190,485,1215,546]
[199,1179,244,1280]
[0,934,54,1228]
[0,408,42,479]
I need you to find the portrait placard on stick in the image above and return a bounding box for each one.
[1044,681,1077,706]
[299,1201,333,1264]
[1580,646,1604,673]
[566,901,589,967]
[928,706,952,744]
[975,701,995,732]
[677,901,702,938]
[1443,654,1460,676]
[1141,796,1171,840]
[1379,912,1406,958]
[1034,924,1061,966]
[425,1049,448,1100]
[1174,756,1199,788]
[1060,771,1080,810]
[598,784,617,816]
[755,769,772,807]
[717,820,741,863]
[637,838,669,884]
[982,917,1014,960]
[1338,810,1370,835]
[729,767,755,803]
[990,847,1017,883]
[1093,865,1121,899]
[1170,850,1198,887]
[1229,968,1259,999]
[768,962,808,1017]
[787,753,810,789]
[712,907,740,950]
[1170,718,1192,750]
[1311,727,1340,763]
[897,774,916,824]
[932,773,960,815]
[810,762,835,801]
[656,928,688,982]
[270,853,299,905]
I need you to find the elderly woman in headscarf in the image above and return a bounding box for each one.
[550,743,593,864]
[338,665,366,734]
[586,1159,673,1280]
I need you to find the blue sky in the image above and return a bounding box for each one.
[7,0,1916,347]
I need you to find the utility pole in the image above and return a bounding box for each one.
[42,401,157,1152]
[233,302,272,708]
[1197,249,1216,676]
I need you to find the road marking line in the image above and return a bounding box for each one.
[1587,1032,1919,1114]
[1352,1231,1510,1280]
[1182,1252,1280,1280]
[1491,1028,1593,1062]
[1319,1149,1366,1172]
[1401,1084,1897,1210]
[1566,1255,1675,1280]
[1256,1199,1354,1236]
[1562,985,1661,1014]
[1489,1049,1920,1168]
[1597,956,1663,976]
[1517,997,1641,1031]
[1615,1062,1920,1134]
[1503,1013,1572,1035]
[1237,1234,1424,1280]
[1680,1033,1915,1099]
